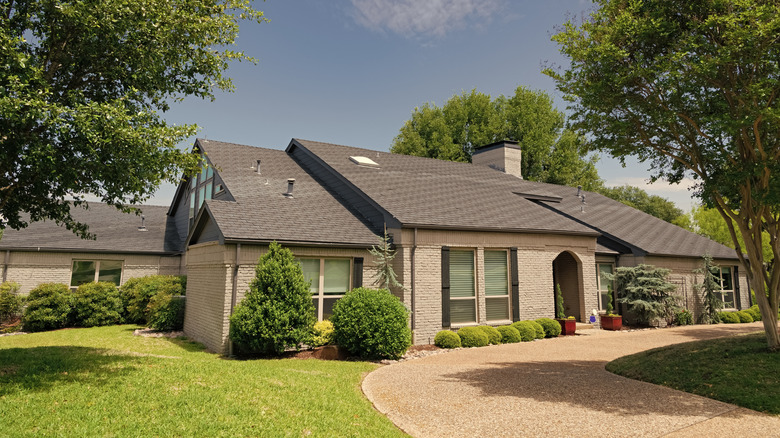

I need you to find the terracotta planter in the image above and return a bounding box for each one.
[556,318,577,335]
[600,315,623,331]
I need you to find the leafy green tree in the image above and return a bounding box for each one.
[548,0,780,349]
[611,264,678,326]
[598,185,689,227]
[229,242,316,356]
[391,87,603,190]
[695,255,723,325]
[690,206,773,263]
[1,0,265,238]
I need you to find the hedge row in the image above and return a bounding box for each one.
[435,318,563,349]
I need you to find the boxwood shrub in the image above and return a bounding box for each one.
[146,293,186,331]
[718,311,740,324]
[70,282,124,327]
[528,320,546,339]
[310,320,335,347]
[0,282,23,324]
[120,275,186,324]
[457,326,489,348]
[735,310,754,323]
[477,325,502,345]
[746,305,762,322]
[331,287,411,360]
[434,330,461,349]
[497,325,521,343]
[510,321,537,342]
[22,283,71,332]
[535,318,562,337]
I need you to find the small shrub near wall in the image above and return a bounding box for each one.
[528,321,546,340]
[510,321,537,342]
[675,309,693,326]
[70,282,124,327]
[535,318,562,337]
[120,275,187,324]
[310,320,335,347]
[22,283,71,332]
[477,325,502,345]
[331,287,411,360]
[0,282,23,324]
[735,310,754,323]
[434,330,461,349]
[457,327,489,348]
[718,311,740,324]
[146,294,186,331]
[746,305,762,322]
[497,325,522,343]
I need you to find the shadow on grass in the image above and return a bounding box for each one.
[0,346,142,396]
[438,359,762,419]
[158,336,207,353]
[673,323,765,342]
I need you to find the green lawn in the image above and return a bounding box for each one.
[0,325,406,437]
[606,332,780,415]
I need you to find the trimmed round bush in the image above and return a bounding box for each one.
[458,326,489,348]
[331,287,411,360]
[497,325,522,343]
[535,318,562,337]
[434,330,461,349]
[146,293,185,331]
[120,275,186,324]
[718,311,740,324]
[310,320,335,347]
[510,321,537,342]
[735,310,754,323]
[0,282,23,323]
[746,305,762,322]
[528,320,546,339]
[478,325,502,345]
[22,283,71,332]
[70,282,124,327]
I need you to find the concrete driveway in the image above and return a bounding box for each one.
[362,323,780,437]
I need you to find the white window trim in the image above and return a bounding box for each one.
[484,249,511,323]
[70,259,124,289]
[303,257,353,321]
[717,266,736,310]
[596,263,615,311]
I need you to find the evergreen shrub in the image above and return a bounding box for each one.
[120,275,186,324]
[718,311,740,324]
[331,287,411,359]
[229,242,316,356]
[735,310,754,323]
[497,325,522,343]
[146,293,186,331]
[510,321,537,342]
[0,282,23,323]
[535,318,562,337]
[457,326,489,348]
[675,309,693,326]
[478,325,502,345]
[310,320,335,347]
[528,320,546,339]
[746,305,762,322]
[70,282,124,327]
[22,283,71,332]
[434,330,461,349]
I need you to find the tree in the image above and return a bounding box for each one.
[695,254,723,324]
[611,264,678,326]
[1,1,266,238]
[598,185,690,227]
[369,230,404,291]
[391,87,603,190]
[689,206,773,263]
[548,0,780,350]
[229,242,316,356]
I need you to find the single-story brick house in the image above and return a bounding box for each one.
[0,138,749,353]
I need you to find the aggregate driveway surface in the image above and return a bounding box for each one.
[362,323,780,437]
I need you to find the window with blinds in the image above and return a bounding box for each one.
[484,250,510,321]
[299,258,351,320]
[450,250,476,324]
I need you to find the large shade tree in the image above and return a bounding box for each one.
[391,87,603,190]
[548,0,780,349]
[1,0,265,238]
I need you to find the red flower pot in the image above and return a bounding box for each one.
[556,318,577,335]
[600,315,623,331]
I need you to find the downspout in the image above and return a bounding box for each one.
[228,243,241,357]
[2,250,9,283]
[411,228,417,331]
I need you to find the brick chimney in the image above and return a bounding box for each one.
[471,140,522,179]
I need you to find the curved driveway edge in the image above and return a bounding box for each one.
[363,323,780,437]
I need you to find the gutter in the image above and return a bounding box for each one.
[2,250,8,283]
[228,243,241,357]
[410,228,417,332]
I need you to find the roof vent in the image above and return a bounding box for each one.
[283,178,295,198]
[138,215,147,232]
[255,159,261,174]
[349,156,380,168]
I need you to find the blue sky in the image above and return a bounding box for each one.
[151,0,698,210]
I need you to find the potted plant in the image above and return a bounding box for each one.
[600,286,622,331]
[555,284,576,335]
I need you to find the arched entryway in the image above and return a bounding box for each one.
[552,251,583,321]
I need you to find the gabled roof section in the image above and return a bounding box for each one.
[192,139,378,246]
[0,203,180,254]
[289,139,597,236]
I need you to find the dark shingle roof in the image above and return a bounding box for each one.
[196,139,379,246]
[0,203,179,254]
[291,139,597,236]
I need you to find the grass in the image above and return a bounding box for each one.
[606,332,780,415]
[0,325,406,437]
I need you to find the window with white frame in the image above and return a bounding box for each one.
[484,250,510,321]
[70,260,123,288]
[299,258,351,320]
[450,250,476,324]
[596,263,614,311]
[716,266,736,309]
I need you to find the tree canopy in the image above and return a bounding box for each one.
[391,87,603,190]
[548,0,780,349]
[598,185,689,227]
[689,206,774,263]
[1,0,265,238]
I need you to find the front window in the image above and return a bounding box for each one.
[450,250,476,324]
[596,263,614,311]
[484,250,510,321]
[70,260,123,288]
[716,266,735,309]
[189,157,215,225]
[300,258,351,320]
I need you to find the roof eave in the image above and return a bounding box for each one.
[400,222,601,237]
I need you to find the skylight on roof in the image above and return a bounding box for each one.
[349,156,380,168]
